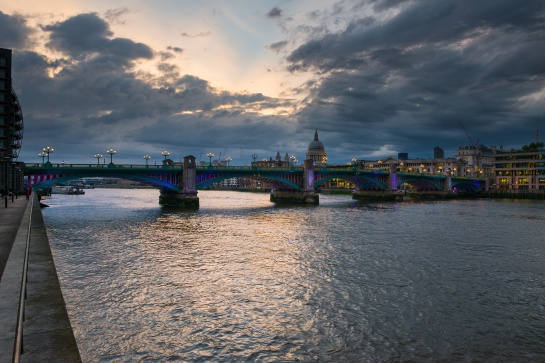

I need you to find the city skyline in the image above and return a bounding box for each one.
[1,0,544,165]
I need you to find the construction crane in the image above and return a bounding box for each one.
[459,122,481,175]
[459,122,476,147]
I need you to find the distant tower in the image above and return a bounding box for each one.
[306,129,327,164]
[433,146,444,159]
[0,48,24,161]
[398,152,408,160]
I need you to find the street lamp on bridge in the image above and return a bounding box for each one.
[43,146,54,165]
[38,151,46,165]
[106,148,116,166]
[94,153,103,166]
[161,150,170,161]
[352,157,357,168]
[207,152,214,167]
[144,155,151,167]
[290,155,296,168]
[251,154,258,164]
[226,156,232,167]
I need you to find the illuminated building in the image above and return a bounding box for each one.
[493,150,545,190]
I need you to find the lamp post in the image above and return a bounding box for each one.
[226,156,232,167]
[3,157,9,208]
[290,155,296,168]
[43,146,54,164]
[94,153,103,166]
[252,154,258,163]
[38,151,46,165]
[106,148,116,166]
[161,150,170,161]
[144,155,151,167]
[11,163,15,202]
[14,166,20,199]
[207,152,214,167]
[322,156,328,165]
[352,157,357,169]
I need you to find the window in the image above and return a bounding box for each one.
[500,178,510,184]
[518,178,529,184]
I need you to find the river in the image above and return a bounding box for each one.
[42,189,545,362]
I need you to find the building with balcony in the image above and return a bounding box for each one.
[1,48,25,195]
[492,150,545,190]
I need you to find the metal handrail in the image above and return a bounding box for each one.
[12,194,33,362]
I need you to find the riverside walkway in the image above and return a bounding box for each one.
[0,195,81,362]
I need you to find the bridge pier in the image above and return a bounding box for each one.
[158,155,199,208]
[270,159,319,205]
[270,190,319,205]
[159,190,199,208]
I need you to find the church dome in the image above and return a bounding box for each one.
[306,129,327,165]
[308,130,325,151]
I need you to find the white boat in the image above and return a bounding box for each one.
[51,186,85,195]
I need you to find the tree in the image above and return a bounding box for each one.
[521,142,544,152]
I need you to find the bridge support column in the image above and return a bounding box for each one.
[159,155,199,208]
[446,170,453,191]
[388,163,398,191]
[270,159,319,205]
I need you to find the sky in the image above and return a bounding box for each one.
[2,0,545,165]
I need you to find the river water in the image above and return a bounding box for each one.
[42,189,545,362]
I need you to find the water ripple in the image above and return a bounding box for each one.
[43,190,545,362]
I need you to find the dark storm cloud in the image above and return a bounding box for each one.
[0,11,33,48]
[267,7,282,18]
[288,0,545,158]
[43,13,153,61]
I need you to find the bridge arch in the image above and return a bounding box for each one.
[452,180,484,192]
[30,174,182,192]
[314,174,388,190]
[196,173,302,190]
[397,178,445,191]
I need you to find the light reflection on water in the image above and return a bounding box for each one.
[43,189,545,362]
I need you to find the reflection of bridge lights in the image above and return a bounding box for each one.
[94,153,103,165]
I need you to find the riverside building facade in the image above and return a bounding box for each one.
[0,48,25,195]
[492,150,545,190]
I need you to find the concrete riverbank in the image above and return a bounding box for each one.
[0,194,81,362]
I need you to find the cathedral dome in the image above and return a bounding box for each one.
[306,129,327,165]
[308,130,325,151]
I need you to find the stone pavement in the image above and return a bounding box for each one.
[0,195,28,281]
[0,194,81,362]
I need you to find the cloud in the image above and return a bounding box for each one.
[286,0,545,158]
[180,31,211,38]
[0,11,33,48]
[267,7,282,18]
[167,46,183,53]
[266,40,288,53]
[104,7,136,25]
[43,13,153,61]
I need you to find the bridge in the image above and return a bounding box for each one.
[25,156,486,207]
